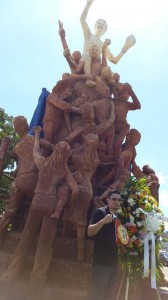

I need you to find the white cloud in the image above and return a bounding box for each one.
[157,172,168,185]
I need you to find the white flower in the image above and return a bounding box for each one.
[123,191,128,196]
[132,235,137,240]
[137,221,143,227]
[128,198,135,206]
[117,208,123,214]
[136,192,141,196]
[129,215,135,224]
[135,208,140,217]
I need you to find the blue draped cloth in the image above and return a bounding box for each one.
[29,88,50,137]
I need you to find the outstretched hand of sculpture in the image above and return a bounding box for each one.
[80,0,136,81]
[58,20,65,40]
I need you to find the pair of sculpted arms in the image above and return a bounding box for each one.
[80,0,136,70]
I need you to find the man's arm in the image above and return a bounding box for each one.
[102,39,111,68]
[88,213,113,237]
[58,20,69,50]
[65,170,79,203]
[109,101,115,123]
[48,93,71,111]
[39,139,54,151]
[80,0,94,38]
[105,46,125,65]
[125,83,141,110]
[106,35,136,64]
[33,126,45,168]
[63,48,77,70]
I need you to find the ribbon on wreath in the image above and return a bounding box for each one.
[139,209,163,289]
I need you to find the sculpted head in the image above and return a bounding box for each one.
[95,19,107,36]
[126,129,141,147]
[101,66,112,80]
[80,102,95,122]
[142,165,155,175]
[72,51,81,63]
[85,133,99,149]
[89,45,101,59]
[13,116,29,136]
[53,141,71,162]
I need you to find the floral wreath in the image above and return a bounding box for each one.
[117,176,165,280]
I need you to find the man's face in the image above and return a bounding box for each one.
[95,19,107,36]
[72,51,81,62]
[13,116,29,136]
[107,193,122,212]
[89,45,100,59]
[101,66,112,80]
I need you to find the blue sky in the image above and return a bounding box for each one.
[0,0,168,227]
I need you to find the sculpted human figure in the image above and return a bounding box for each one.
[120,128,141,169]
[43,77,76,144]
[58,20,83,74]
[93,169,130,208]
[2,127,77,283]
[80,0,136,87]
[97,128,141,187]
[66,133,100,261]
[113,83,141,157]
[0,116,54,245]
[66,102,113,152]
[132,163,160,201]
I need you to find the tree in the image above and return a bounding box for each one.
[0,108,19,211]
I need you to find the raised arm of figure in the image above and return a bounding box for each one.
[106,34,136,64]
[125,83,141,110]
[102,38,111,68]
[63,48,77,70]
[80,0,95,38]
[33,126,46,168]
[58,20,69,50]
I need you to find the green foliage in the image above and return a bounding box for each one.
[0,108,19,210]
[0,107,19,170]
[117,176,164,282]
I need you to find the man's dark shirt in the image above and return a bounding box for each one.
[89,206,118,267]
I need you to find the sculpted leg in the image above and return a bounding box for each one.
[77,226,86,262]
[0,188,23,247]
[1,209,42,281]
[113,123,130,156]
[30,215,57,283]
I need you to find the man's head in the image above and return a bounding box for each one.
[113,72,120,83]
[62,73,70,80]
[72,51,81,63]
[13,116,29,137]
[80,102,95,123]
[106,190,122,212]
[89,45,101,60]
[101,66,112,80]
[84,133,99,150]
[125,129,141,147]
[95,19,107,36]
[142,165,155,175]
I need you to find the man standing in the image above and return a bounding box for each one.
[87,190,122,300]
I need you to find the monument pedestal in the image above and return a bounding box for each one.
[0,231,93,300]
